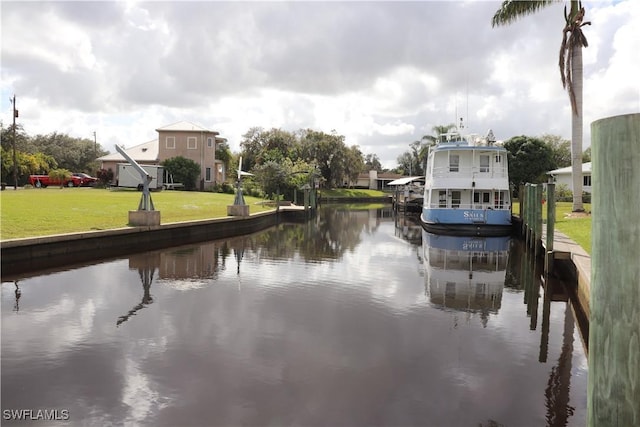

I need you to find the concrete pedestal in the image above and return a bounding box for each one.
[128,210,161,226]
[227,205,250,217]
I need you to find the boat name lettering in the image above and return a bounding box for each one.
[463,211,484,219]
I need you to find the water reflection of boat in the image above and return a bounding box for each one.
[423,231,510,321]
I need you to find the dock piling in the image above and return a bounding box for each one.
[545,183,555,274]
[588,113,640,426]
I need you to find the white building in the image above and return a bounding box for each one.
[547,162,592,193]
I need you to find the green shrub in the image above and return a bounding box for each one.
[554,183,573,202]
[161,157,201,190]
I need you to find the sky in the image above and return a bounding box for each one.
[1,0,639,169]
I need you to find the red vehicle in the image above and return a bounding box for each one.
[28,174,83,188]
[72,173,99,186]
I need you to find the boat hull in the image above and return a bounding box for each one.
[420,208,512,236]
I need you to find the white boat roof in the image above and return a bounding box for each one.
[387,176,424,186]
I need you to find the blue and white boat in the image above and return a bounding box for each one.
[420,129,512,236]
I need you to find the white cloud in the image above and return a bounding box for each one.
[1,0,638,169]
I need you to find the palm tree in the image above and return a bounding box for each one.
[417,124,457,175]
[421,123,457,145]
[492,0,590,212]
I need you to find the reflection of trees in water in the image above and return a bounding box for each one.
[253,208,380,262]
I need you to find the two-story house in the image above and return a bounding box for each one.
[98,121,227,190]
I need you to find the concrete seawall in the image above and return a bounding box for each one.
[1,208,309,277]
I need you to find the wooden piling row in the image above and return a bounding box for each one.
[520,182,556,276]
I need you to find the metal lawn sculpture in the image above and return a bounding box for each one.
[233,156,253,206]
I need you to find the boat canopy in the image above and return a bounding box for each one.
[387,176,424,186]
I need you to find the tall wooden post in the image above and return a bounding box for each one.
[518,185,527,237]
[525,184,533,248]
[534,184,543,257]
[588,113,640,426]
[545,183,556,274]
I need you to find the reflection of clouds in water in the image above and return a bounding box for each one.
[2,296,96,357]
[122,358,172,424]
[156,278,210,291]
[120,320,175,423]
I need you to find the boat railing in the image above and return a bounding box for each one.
[425,202,510,210]
[430,165,508,178]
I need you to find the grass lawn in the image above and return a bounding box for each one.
[1,188,592,256]
[513,201,592,255]
[0,187,274,240]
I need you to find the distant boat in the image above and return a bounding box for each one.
[422,231,510,317]
[420,128,512,236]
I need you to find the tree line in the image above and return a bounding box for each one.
[1,124,108,185]
[1,122,590,197]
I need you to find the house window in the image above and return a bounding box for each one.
[205,167,212,182]
[207,137,213,148]
[166,136,175,149]
[480,155,490,173]
[495,155,502,162]
[188,137,197,150]
[449,155,459,172]
[583,175,591,186]
[451,191,461,208]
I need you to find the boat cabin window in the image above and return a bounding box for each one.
[451,191,461,208]
[439,191,447,208]
[449,155,459,172]
[480,155,490,173]
[474,192,491,205]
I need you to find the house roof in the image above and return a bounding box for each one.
[98,139,159,162]
[548,162,591,176]
[377,172,405,180]
[156,121,219,134]
[356,172,405,181]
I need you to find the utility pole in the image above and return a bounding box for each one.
[10,95,18,190]
[93,131,97,159]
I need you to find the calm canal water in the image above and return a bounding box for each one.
[1,206,587,426]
